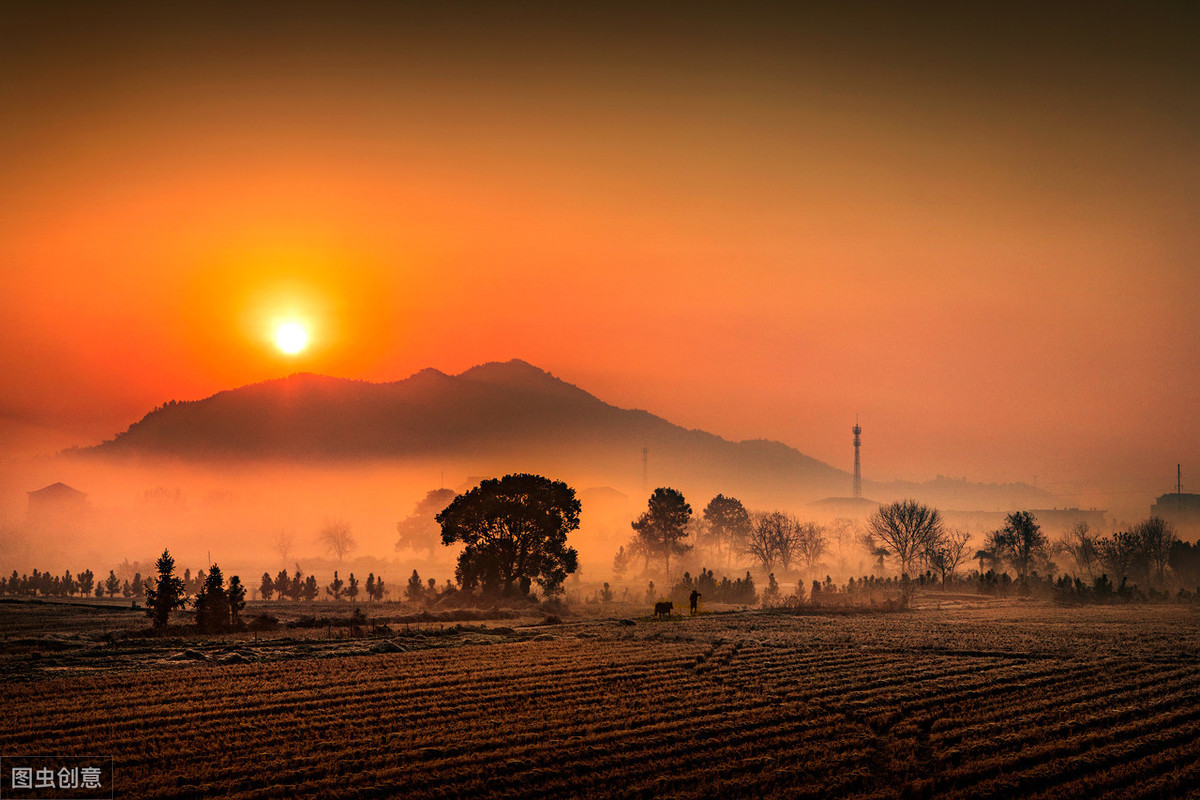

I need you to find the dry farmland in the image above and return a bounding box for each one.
[2,599,1200,798]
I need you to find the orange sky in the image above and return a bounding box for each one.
[1,3,1196,511]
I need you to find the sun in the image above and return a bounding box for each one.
[274,322,309,355]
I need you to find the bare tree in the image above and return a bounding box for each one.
[1056,522,1100,581]
[743,512,790,572]
[272,529,295,566]
[1133,517,1177,585]
[827,518,855,572]
[318,520,357,563]
[795,522,829,572]
[865,499,944,576]
[926,529,972,586]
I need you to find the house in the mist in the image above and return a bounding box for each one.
[1152,492,1200,538]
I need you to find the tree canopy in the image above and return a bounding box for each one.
[995,511,1049,579]
[631,487,692,578]
[702,494,751,564]
[437,474,580,596]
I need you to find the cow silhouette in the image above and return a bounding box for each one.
[654,601,673,618]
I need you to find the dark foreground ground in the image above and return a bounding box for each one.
[2,598,1199,798]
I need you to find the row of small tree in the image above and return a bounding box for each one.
[257,569,388,602]
[0,568,124,598]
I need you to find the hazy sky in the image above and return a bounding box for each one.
[1,3,1196,507]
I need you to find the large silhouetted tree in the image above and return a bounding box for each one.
[438,474,580,596]
[995,511,1049,579]
[145,549,187,628]
[631,488,693,579]
[866,499,944,577]
[702,495,751,564]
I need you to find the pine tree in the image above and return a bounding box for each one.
[260,572,275,601]
[346,573,359,602]
[405,569,424,603]
[275,569,290,600]
[327,570,344,601]
[195,565,230,633]
[144,550,187,628]
[227,575,246,628]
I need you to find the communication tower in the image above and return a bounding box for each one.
[852,417,862,499]
[642,447,649,493]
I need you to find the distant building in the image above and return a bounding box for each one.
[1025,508,1107,536]
[1151,492,1200,538]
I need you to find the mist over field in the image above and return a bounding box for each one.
[0,360,1087,590]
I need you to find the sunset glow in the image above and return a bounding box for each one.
[0,3,1195,517]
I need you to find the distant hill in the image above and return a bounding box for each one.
[76,359,1052,510]
[78,360,849,503]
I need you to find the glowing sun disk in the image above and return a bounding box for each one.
[275,322,308,354]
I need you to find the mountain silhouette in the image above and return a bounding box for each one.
[79,360,849,501]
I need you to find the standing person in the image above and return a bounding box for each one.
[690,589,701,616]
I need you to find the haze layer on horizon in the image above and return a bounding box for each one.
[1,2,1196,502]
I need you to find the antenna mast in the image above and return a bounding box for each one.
[852,416,862,499]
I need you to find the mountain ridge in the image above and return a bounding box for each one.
[73,360,844,502]
[74,360,1050,509]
